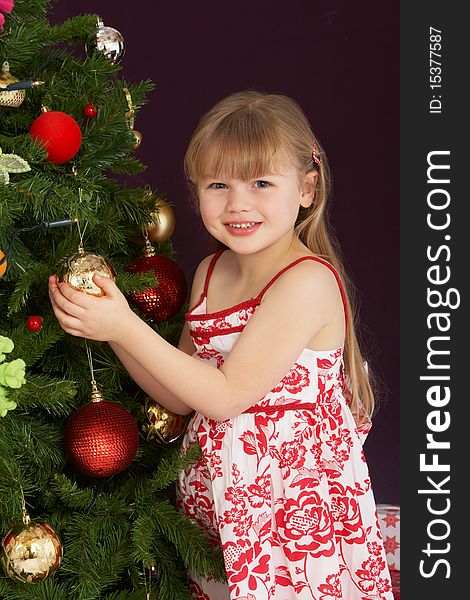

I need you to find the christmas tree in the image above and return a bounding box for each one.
[0,1,224,597]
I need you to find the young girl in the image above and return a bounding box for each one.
[49,91,393,600]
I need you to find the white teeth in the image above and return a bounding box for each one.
[227,222,258,229]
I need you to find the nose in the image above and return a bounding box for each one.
[225,187,251,212]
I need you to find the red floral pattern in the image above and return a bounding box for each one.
[178,271,392,599]
[275,489,336,561]
[272,363,310,393]
[377,504,400,573]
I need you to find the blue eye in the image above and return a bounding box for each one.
[254,180,271,188]
[209,182,227,189]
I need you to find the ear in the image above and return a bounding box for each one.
[299,171,318,208]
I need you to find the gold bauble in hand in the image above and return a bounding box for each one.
[142,398,190,444]
[61,249,116,296]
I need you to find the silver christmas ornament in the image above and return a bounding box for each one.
[86,19,125,65]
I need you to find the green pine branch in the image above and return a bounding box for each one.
[148,443,202,493]
[8,321,66,365]
[14,373,77,415]
[47,15,100,45]
[152,549,192,600]
[7,262,51,315]
[0,578,71,600]
[136,500,226,582]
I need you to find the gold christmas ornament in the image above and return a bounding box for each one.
[135,199,176,244]
[1,521,63,583]
[147,200,176,242]
[0,61,26,108]
[61,247,116,296]
[142,398,190,444]
[132,129,143,150]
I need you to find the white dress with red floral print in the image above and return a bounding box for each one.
[177,250,393,600]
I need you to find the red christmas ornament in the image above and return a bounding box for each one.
[65,392,139,477]
[26,315,43,332]
[29,110,82,163]
[83,102,97,118]
[126,243,187,324]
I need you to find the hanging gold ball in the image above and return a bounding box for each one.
[61,250,116,297]
[135,200,176,245]
[1,522,63,583]
[142,398,190,444]
[132,130,143,150]
[147,200,176,243]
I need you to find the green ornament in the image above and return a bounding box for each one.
[0,358,26,388]
[0,337,25,417]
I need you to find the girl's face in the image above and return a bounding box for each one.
[197,165,316,256]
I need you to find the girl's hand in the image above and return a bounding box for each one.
[48,274,135,343]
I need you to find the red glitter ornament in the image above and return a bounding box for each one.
[29,110,82,164]
[65,392,139,477]
[83,102,97,118]
[126,243,187,324]
[26,315,43,332]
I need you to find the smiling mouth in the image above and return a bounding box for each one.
[225,222,261,229]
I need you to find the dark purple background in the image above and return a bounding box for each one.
[52,0,399,503]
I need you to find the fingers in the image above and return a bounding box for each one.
[48,277,80,332]
[92,273,118,297]
[48,274,123,342]
[49,274,119,302]
[50,302,84,335]
[57,280,92,305]
[48,278,88,317]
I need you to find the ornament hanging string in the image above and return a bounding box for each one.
[84,339,105,402]
[73,166,85,250]
[84,339,96,387]
[20,487,30,526]
[75,209,88,252]
[73,170,89,253]
[11,477,30,526]
[140,185,153,241]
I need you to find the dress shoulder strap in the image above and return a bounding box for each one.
[256,255,349,330]
[202,248,226,297]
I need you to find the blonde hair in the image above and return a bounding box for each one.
[184,90,375,421]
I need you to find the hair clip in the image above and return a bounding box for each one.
[312,140,321,167]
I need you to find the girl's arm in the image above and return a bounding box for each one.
[102,258,210,415]
[108,322,196,415]
[49,256,210,416]
[49,259,344,420]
